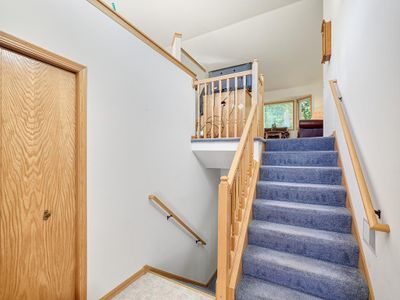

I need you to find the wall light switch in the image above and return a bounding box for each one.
[363,218,376,252]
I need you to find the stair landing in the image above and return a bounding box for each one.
[113,272,214,300]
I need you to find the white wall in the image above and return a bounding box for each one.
[181,51,208,80]
[264,81,323,137]
[265,80,323,114]
[0,1,219,299]
[323,1,400,299]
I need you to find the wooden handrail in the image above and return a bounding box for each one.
[181,48,207,73]
[148,195,207,245]
[193,70,252,85]
[329,80,390,233]
[88,0,196,78]
[227,104,257,186]
[216,69,264,299]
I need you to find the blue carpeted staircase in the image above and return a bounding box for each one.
[236,137,369,300]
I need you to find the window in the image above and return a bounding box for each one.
[298,97,312,120]
[264,102,294,129]
[264,95,313,130]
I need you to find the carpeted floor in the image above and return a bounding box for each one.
[236,137,369,300]
[112,272,215,300]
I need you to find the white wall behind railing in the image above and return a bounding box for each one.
[264,80,323,137]
[265,80,323,115]
[323,1,400,299]
[0,0,219,299]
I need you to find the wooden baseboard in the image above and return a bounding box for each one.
[206,270,217,287]
[332,131,375,300]
[147,265,215,288]
[100,265,149,300]
[100,265,217,299]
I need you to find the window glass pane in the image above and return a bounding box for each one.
[299,98,312,120]
[264,102,293,129]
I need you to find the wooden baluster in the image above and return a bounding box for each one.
[217,177,231,300]
[234,76,238,137]
[196,84,200,138]
[242,76,247,136]
[248,131,253,177]
[219,80,222,138]
[240,157,245,211]
[226,79,230,138]
[204,83,208,138]
[211,81,215,138]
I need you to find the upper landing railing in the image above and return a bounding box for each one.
[192,59,264,140]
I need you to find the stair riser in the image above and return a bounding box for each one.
[253,204,352,233]
[257,183,346,206]
[248,227,359,267]
[263,152,338,167]
[260,167,342,185]
[243,255,368,300]
[266,138,335,152]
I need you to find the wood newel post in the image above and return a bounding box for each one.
[171,32,182,61]
[260,75,265,137]
[217,176,231,300]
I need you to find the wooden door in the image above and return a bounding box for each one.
[0,47,77,299]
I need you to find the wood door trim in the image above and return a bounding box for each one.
[0,31,87,299]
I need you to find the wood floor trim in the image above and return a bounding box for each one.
[100,266,149,300]
[332,131,375,300]
[147,265,209,288]
[100,265,217,299]
[147,271,215,299]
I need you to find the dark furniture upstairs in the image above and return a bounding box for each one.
[265,128,290,139]
[298,120,323,138]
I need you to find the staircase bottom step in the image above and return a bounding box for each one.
[236,275,322,300]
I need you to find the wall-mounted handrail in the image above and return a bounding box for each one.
[148,195,207,245]
[87,0,196,78]
[329,80,390,233]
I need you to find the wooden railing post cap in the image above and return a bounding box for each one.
[220,176,228,182]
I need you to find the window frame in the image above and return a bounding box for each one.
[297,95,313,121]
[264,95,313,131]
[264,100,295,130]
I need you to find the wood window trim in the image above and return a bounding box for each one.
[297,95,313,122]
[0,31,87,299]
[264,95,313,131]
[264,100,295,130]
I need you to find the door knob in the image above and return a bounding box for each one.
[43,210,51,221]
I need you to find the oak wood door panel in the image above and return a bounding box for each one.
[0,48,77,299]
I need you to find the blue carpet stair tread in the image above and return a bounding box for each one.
[263,151,338,166]
[236,275,323,300]
[253,199,352,233]
[257,181,346,206]
[243,245,368,300]
[260,165,342,185]
[248,220,359,267]
[236,137,368,300]
[266,137,335,152]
